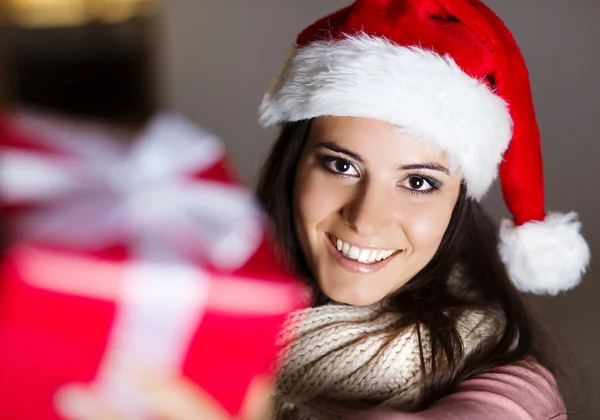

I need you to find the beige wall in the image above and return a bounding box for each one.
[158,1,600,417]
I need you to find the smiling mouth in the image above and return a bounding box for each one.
[328,234,401,265]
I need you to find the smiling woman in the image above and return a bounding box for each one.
[293,117,462,306]
[256,0,590,419]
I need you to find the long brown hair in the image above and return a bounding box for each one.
[257,119,564,408]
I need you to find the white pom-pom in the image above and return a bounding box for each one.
[499,212,591,295]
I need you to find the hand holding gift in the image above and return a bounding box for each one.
[55,353,273,420]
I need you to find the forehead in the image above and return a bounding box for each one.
[308,116,450,165]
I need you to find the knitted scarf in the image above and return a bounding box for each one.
[272,303,499,420]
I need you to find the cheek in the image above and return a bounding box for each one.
[403,200,455,251]
[293,168,340,243]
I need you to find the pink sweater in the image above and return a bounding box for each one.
[348,360,566,420]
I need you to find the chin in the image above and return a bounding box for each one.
[320,284,384,307]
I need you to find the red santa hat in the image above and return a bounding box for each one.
[259,0,590,295]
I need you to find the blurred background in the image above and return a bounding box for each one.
[0,0,157,123]
[1,0,599,418]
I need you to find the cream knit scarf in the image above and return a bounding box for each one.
[272,303,498,420]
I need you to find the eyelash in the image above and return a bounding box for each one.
[405,171,441,196]
[317,155,442,196]
[317,155,359,178]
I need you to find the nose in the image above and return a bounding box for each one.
[341,179,397,237]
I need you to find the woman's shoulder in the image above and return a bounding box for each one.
[430,359,567,419]
[348,359,566,420]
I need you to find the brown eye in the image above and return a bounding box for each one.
[405,175,434,192]
[409,176,426,189]
[335,160,351,173]
[320,157,360,177]
[400,174,441,195]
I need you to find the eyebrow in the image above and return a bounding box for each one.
[315,142,365,163]
[398,163,450,175]
[315,142,450,175]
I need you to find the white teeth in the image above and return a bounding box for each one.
[357,249,371,263]
[368,250,378,263]
[331,236,398,264]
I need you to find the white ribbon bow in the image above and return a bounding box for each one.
[0,111,263,269]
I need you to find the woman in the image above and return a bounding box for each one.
[256,0,590,419]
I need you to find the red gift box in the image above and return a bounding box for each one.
[0,111,306,419]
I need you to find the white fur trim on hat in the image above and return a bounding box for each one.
[499,212,591,295]
[260,35,513,199]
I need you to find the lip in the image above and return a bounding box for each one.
[325,234,400,274]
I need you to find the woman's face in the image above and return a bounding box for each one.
[293,116,462,306]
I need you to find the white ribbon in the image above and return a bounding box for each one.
[0,111,263,269]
